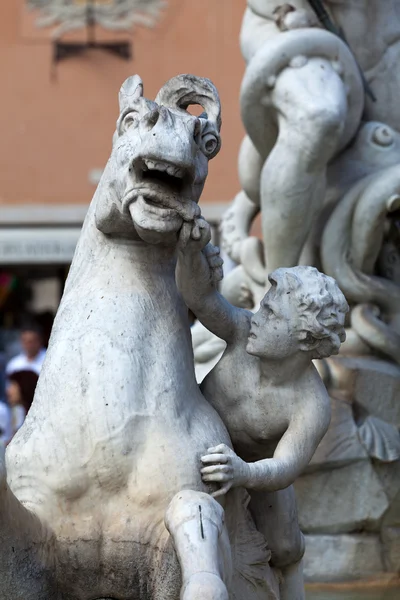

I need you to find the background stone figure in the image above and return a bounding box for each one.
[227,0,400,275]
[194,0,400,584]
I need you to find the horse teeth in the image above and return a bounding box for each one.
[142,159,184,178]
[144,159,156,170]
[167,165,176,176]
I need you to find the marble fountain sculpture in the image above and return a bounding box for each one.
[193,0,400,586]
[0,73,348,599]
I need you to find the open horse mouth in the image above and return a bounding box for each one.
[134,158,190,197]
[127,157,199,226]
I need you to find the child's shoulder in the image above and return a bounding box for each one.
[301,364,330,406]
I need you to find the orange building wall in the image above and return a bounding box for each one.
[0,1,246,210]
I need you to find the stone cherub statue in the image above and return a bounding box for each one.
[177,220,348,600]
[198,1,400,583]
[1,74,285,600]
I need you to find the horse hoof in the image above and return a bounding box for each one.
[182,572,229,600]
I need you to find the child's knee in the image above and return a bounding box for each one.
[269,530,305,569]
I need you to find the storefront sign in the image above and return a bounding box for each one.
[0,228,81,264]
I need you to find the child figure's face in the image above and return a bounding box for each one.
[246,288,299,360]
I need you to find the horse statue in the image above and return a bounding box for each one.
[0,74,280,600]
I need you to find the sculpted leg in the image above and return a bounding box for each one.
[249,486,305,600]
[238,136,263,208]
[260,58,348,273]
[165,490,232,600]
[0,449,55,599]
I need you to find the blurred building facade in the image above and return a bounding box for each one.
[0,0,245,336]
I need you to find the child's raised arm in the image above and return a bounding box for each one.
[176,219,250,344]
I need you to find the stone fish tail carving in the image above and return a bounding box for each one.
[2,75,278,600]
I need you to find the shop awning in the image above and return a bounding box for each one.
[0,227,81,264]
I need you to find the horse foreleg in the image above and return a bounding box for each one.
[165,490,232,600]
[0,450,55,599]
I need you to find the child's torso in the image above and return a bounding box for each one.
[201,343,297,461]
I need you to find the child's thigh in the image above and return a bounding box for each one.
[248,486,304,567]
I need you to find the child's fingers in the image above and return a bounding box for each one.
[201,465,231,475]
[207,444,231,454]
[203,244,221,258]
[193,203,201,219]
[208,255,224,269]
[193,218,211,246]
[201,453,228,464]
[201,471,231,483]
[178,221,193,249]
[211,484,232,498]
[191,222,201,240]
[212,267,224,283]
[198,217,208,229]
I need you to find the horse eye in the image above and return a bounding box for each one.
[201,133,219,157]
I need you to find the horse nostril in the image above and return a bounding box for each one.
[193,118,201,139]
[149,108,159,126]
[142,108,159,131]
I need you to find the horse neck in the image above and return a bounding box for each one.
[64,197,178,295]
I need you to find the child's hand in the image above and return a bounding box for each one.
[200,444,251,497]
[178,217,211,252]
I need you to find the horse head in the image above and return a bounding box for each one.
[95,74,221,245]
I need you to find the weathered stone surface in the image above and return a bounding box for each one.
[303,534,385,582]
[375,461,400,504]
[296,461,389,533]
[329,356,400,427]
[307,397,368,472]
[381,479,400,575]
[353,360,400,427]
[358,416,400,462]
[382,526,400,574]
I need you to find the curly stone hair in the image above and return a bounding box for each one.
[268,266,349,359]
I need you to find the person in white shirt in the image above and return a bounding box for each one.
[6,326,46,378]
[5,326,46,433]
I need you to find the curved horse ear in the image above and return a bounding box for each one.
[119,75,144,114]
[155,74,222,132]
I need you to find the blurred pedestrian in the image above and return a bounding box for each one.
[6,370,39,433]
[0,401,11,448]
[6,325,46,377]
